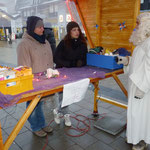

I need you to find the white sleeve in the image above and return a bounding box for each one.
[123,56,131,74]
[129,43,150,93]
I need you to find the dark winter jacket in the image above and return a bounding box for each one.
[54,39,87,68]
[44,28,56,55]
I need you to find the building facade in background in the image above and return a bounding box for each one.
[15,0,79,40]
[0,0,149,41]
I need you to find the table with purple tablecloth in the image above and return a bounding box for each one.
[0,66,125,150]
[0,66,111,108]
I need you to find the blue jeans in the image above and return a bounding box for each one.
[58,92,69,115]
[26,101,46,132]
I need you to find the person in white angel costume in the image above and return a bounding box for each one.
[117,12,150,150]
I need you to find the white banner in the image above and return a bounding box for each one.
[61,78,90,108]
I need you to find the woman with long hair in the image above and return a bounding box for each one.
[53,21,88,126]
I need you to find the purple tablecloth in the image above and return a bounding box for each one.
[0,66,116,108]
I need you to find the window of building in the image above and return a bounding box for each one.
[141,0,144,3]
[49,5,53,13]
[55,4,58,12]
[24,11,26,17]
[27,10,30,16]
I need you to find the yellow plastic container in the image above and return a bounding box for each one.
[0,74,33,95]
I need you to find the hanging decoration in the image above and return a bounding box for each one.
[94,24,99,29]
[119,22,126,31]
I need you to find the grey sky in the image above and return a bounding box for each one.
[0,0,11,4]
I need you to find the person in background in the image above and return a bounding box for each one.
[117,12,150,150]
[53,21,88,126]
[44,22,56,56]
[17,16,54,137]
[7,33,12,44]
[44,22,56,98]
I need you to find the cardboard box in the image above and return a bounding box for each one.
[87,53,123,70]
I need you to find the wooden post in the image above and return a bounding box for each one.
[112,73,128,97]
[133,0,140,31]
[4,95,42,150]
[73,0,94,48]
[0,123,4,150]
[93,81,99,114]
[98,96,127,109]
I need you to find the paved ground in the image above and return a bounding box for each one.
[0,40,149,150]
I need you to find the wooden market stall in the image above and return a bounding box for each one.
[68,0,141,113]
[70,0,140,53]
[0,1,141,149]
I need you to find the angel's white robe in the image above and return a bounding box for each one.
[127,37,150,144]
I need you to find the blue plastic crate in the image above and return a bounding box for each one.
[86,53,123,70]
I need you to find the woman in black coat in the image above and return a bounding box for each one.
[54,21,87,68]
[53,21,88,126]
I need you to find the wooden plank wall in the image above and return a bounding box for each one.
[76,0,97,47]
[100,0,140,51]
[76,0,140,52]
